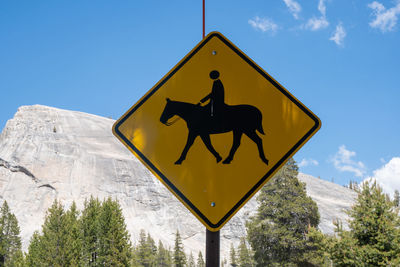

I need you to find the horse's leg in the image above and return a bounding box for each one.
[175,132,197,165]
[244,130,269,165]
[223,131,242,164]
[200,134,222,163]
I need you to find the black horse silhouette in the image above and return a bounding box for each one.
[160,98,269,165]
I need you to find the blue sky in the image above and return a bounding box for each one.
[1,0,399,191]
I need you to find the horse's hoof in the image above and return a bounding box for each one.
[175,160,182,165]
[216,155,222,163]
[222,158,231,164]
[263,159,269,165]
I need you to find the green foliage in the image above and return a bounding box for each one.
[197,251,205,267]
[97,197,132,266]
[221,258,227,267]
[394,189,400,207]
[64,202,82,266]
[0,201,23,266]
[230,244,237,267]
[136,230,156,266]
[25,197,132,266]
[246,158,322,266]
[187,252,195,267]
[330,181,400,266]
[329,221,360,267]
[25,231,42,266]
[302,226,332,266]
[173,230,186,267]
[80,196,101,266]
[237,238,254,267]
[26,200,84,266]
[28,200,71,266]
[155,240,172,267]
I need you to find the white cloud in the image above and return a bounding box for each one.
[318,0,327,16]
[368,1,400,32]
[305,0,329,31]
[248,16,278,33]
[363,157,400,197]
[331,145,366,177]
[330,22,346,46]
[283,0,302,19]
[298,158,319,168]
[306,16,329,30]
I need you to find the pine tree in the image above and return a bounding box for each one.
[0,201,23,266]
[40,200,67,265]
[197,251,205,267]
[237,238,254,267]
[137,229,154,266]
[246,158,321,266]
[394,189,400,207]
[97,197,132,266]
[187,252,195,267]
[173,230,186,267]
[221,258,227,267]
[25,202,81,266]
[26,231,44,266]
[146,233,157,265]
[155,240,172,267]
[331,181,400,266]
[230,244,237,267]
[303,226,332,266]
[63,202,82,266]
[80,196,101,266]
[25,199,80,266]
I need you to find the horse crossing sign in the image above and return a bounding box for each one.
[112,32,321,231]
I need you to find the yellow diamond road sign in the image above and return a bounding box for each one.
[112,32,321,231]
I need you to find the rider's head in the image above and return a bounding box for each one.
[209,70,220,80]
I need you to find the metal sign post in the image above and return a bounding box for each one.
[206,230,220,267]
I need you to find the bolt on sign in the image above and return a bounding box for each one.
[112,32,321,231]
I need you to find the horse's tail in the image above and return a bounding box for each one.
[257,123,265,135]
[256,108,265,135]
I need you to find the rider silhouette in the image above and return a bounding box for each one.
[200,70,225,117]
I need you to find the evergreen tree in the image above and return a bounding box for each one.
[26,231,44,266]
[80,196,101,266]
[40,200,68,265]
[246,159,321,266]
[25,200,74,266]
[230,244,237,267]
[146,233,157,265]
[97,197,132,266]
[196,251,205,267]
[130,246,142,267]
[394,189,400,207]
[24,197,133,266]
[0,201,23,266]
[173,230,186,267]
[331,181,400,266]
[187,252,195,267]
[137,230,154,266]
[302,226,331,266]
[237,238,254,267]
[63,202,82,266]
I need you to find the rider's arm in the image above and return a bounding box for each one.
[200,93,211,103]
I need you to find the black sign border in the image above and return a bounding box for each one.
[114,32,320,230]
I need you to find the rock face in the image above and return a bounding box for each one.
[298,173,357,234]
[0,105,356,259]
